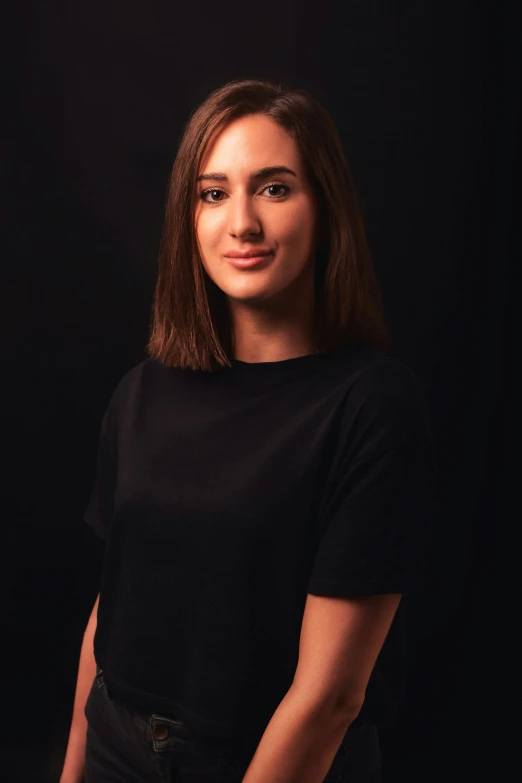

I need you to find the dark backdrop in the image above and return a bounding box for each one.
[5,1,517,781]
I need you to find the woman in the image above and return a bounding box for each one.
[60,78,435,783]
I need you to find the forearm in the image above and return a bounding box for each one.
[241,686,357,783]
[60,597,99,783]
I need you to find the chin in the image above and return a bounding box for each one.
[224,287,272,303]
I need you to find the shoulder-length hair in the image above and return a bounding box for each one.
[147,78,391,372]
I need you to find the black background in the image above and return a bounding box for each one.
[4,1,517,781]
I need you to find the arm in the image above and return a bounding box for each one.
[241,592,401,783]
[59,593,100,783]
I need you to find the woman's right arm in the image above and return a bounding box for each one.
[59,593,100,783]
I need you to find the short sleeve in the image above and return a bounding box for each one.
[83,391,119,541]
[307,362,437,596]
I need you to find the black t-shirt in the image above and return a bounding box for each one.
[84,339,435,742]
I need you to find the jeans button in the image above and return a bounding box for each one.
[152,724,169,740]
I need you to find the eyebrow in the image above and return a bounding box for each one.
[196,166,298,183]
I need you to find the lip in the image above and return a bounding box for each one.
[226,254,272,269]
[224,249,273,258]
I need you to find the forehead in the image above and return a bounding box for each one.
[199,114,303,175]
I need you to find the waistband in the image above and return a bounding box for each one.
[94,664,375,751]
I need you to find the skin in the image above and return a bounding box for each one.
[194,113,321,363]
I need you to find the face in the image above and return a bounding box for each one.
[194,114,320,311]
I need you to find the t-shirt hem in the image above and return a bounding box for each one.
[101,668,259,740]
[307,578,420,596]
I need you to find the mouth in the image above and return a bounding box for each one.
[225,252,274,269]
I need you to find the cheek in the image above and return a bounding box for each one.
[279,215,314,248]
[276,206,317,250]
[195,211,223,249]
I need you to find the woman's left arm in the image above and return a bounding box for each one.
[241,591,401,783]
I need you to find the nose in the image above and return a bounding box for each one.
[227,194,262,239]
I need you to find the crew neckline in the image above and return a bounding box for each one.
[230,351,324,375]
[229,340,360,376]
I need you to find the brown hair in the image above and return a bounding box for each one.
[147,78,391,372]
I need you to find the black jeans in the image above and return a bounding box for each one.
[84,667,381,782]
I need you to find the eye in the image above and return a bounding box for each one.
[199,188,226,204]
[261,183,289,198]
[198,182,290,204]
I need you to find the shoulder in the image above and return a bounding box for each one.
[105,357,161,413]
[332,343,428,410]
[332,347,432,453]
[353,353,428,413]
